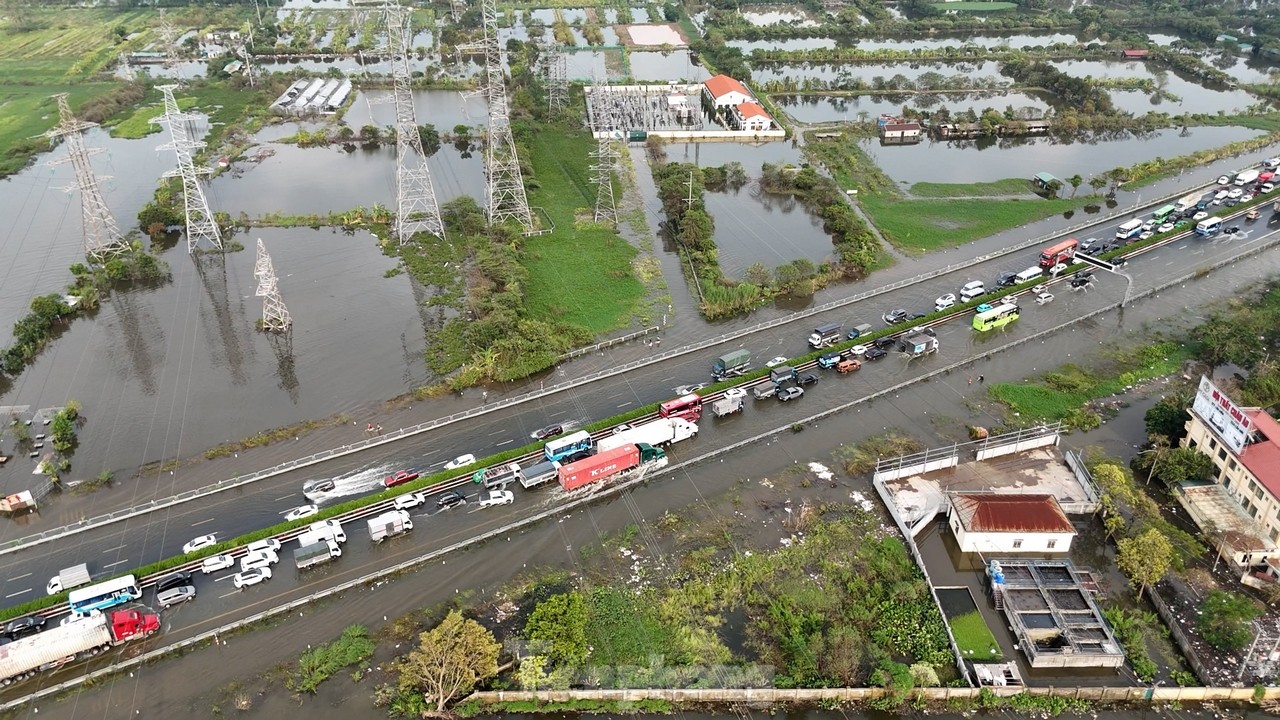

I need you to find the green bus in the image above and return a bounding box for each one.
[1152,204,1177,223]
[973,302,1020,332]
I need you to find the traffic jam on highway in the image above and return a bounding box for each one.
[1,159,1276,691]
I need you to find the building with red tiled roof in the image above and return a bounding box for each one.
[733,102,773,132]
[702,74,754,109]
[1120,49,1149,59]
[947,494,1076,553]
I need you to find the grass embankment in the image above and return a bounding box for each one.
[804,131,1092,254]
[524,130,645,332]
[108,96,198,139]
[908,178,1037,198]
[948,610,1003,659]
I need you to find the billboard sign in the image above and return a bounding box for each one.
[1192,376,1254,455]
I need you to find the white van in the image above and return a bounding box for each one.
[959,281,986,301]
[1015,267,1043,284]
[240,550,279,572]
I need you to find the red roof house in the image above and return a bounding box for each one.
[703,74,754,108]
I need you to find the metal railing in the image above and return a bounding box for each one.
[555,325,660,362]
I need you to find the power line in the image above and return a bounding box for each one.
[254,238,292,333]
[45,94,130,262]
[153,84,223,253]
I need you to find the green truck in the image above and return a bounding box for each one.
[712,349,751,380]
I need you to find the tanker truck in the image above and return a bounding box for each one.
[0,608,159,686]
[557,443,667,491]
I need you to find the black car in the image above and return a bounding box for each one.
[1075,270,1094,281]
[1070,275,1093,289]
[436,490,467,510]
[530,424,564,441]
[156,571,193,593]
[6,615,46,640]
[798,373,819,386]
[882,309,908,325]
[864,346,888,361]
[996,272,1018,288]
[1224,226,1241,235]
[872,336,897,350]
[906,313,927,322]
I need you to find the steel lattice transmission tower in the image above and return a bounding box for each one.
[254,239,292,333]
[476,0,534,229]
[154,84,223,253]
[544,47,569,113]
[156,11,180,70]
[45,94,130,262]
[589,138,619,224]
[382,3,445,244]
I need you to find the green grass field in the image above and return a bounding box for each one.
[909,177,1037,198]
[108,95,197,139]
[948,610,1003,659]
[0,85,115,177]
[860,194,1090,253]
[523,130,645,333]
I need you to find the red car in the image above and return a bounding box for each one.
[383,470,419,488]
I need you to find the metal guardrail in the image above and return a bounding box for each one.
[555,325,660,363]
[0,178,1250,557]
[5,231,1279,709]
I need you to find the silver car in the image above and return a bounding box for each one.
[157,585,195,608]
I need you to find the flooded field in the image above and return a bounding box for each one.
[776,92,1052,124]
[752,60,1006,85]
[705,184,835,277]
[629,49,707,81]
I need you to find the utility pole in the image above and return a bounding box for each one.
[153,84,223,253]
[45,94,130,262]
[254,239,291,333]
[589,139,619,224]
[378,2,445,244]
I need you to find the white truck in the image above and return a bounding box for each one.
[367,510,413,542]
[307,519,346,544]
[518,459,560,489]
[0,609,160,686]
[293,533,341,569]
[710,395,745,417]
[45,563,92,595]
[1236,169,1261,186]
[596,418,698,454]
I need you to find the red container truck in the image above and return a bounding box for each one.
[0,609,160,686]
[557,443,668,491]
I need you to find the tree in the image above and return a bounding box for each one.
[523,592,588,667]
[743,262,772,287]
[1068,174,1082,198]
[1145,393,1190,443]
[417,124,441,157]
[396,610,500,712]
[1117,528,1173,600]
[1045,179,1063,198]
[1089,175,1108,194]
[1148,447,1215,487]
[1197,590,1259,650]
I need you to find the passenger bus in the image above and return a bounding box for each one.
[1152,204,1177,224]
[972,303,1021,332]
[1038,238,1078,268]
[68,575,141,615]
[1115,219,1143,241]
[544,430,593,462]
[1195,217,1223,237]
[659,393,703,421]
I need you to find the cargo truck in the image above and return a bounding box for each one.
[710,395,745,417]
[518,459,561,489]
[808,322,842,349]
[0,609,159,686]
[45,563,92,596]
[367,510,413,542]
[293,539,341,569]
[596,418,697,454]
[1236,169,1260,186]
[472,462,523,489]
[898,331,939,358]
[769,365,799,385]
[558,443,667,492]
[711,349,751,379]
[1174,193,1201,213]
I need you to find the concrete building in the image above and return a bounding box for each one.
[949,494,1076,554]
[1177,376,1280,574]
[732,102,773,132]
[702,74,754,109]
[877,114,922,143]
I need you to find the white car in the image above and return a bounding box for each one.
[183,534,218,555]
[240,550,278,572]
[1217,175,1231,184]
[934,293,956,311]
[283,504,318,522]
[765,356,789,368]
[1228,187,1244,199]
[1138,231,1154,240]
[1193,211,1209,221]
[848,344,868,357]
[247,538,281,555]
[309,519,346,543]
[1157,222,1175,233]
[1035,292,1054,305]
[46,577,64,595]
[1141,221,1155,232]
[674,383,705,396]
[60,611,99,627]
[723,387,747,401]
[393,492,428,510]
[1048,262,1068,276]
[478,490,514,508]
[233,567,272,589]
[1263,183,1276,193]
[201,554,235,574]
[443,454,476,471]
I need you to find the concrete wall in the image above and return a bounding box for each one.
[592,129,786,141]
[950,523,1074,554]
[975,432,1058,461]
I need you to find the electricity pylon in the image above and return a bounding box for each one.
[154,84,223,253]
[254,239,291,333]
[590,139,619,224]
[45,94,130,262]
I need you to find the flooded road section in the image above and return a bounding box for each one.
[13,241,1280,717]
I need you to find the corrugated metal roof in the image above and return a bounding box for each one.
[953,493,1075,534]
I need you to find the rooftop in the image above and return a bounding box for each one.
[1176,482,1278,557]
[953,494,1075,534]
[704,74,751,100]
[1240,409,1280,498]
[989,559,1124,669]
[736,102,771,120]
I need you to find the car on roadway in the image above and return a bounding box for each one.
[1224,226,1241,235]
[1136,231,1153,241]
[1217,175,1231,184]
[247,538,282,555]
[1264,182,1276,193]
[864,346,888,361]
[723,387,747,401]
[995,272,1019,288]
[158,585,196,609]
[531,424,565,441]
[959,280,986,302]
[934,293,956,311]
[848,344,868,357]
[1193,211,1209,221]
[1213,190,1229,204]
[478,490,515,508]
[436,490,467,510]
[60,612,99,627]
[302,478,334,496]
[976,302,994,313]
[1035,292,1054,305]
[5,616,46,640]
[777,386,804,402]
[673,383,705,396]
[882,308,908,325]
[798,373,820,386]
[1157,222,1175,234]
[764,356,789,368]
[383,470,420,488]
[873,336,897,350]
[1079,237,1100,252]
[201,554,235,574]
[240,550,278,572]
[909,326,937,337]
[183,534,218,555]
[751,383,776,400]
[233,567,272,589]
[1228,187,1245,199]
[284,504,319,522]
[1070,275,1093,289]
[1048,262,1068,276]
[155,572,193,594]
[393,492,428,510]
[444,454,476,471]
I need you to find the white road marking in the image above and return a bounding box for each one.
[8,573,30,582]
[496,439,514,446]
[191,517,216,527]
[617,402,632,408]
[103,559,130,569]
[5,589,31,599]
[274,493,297,502]
[102,545,126,554]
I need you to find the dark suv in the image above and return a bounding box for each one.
[156,571,193,593]
[798,373,819,386]
[436,490,467,510]
[872,336,897,350]
[996,272,1018,288]
[5,615,46,640]
[864,346,888,361]
[882,309,908,325]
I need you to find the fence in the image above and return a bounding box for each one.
[1062,450,1104,515]
[1148,584,1215,685]
[556,325,660,363]
[872,423,1063,483]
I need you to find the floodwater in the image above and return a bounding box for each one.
[704,183,834,277]
[1051,59,1265,114]
[628,50,707,82]
[741,8,820,27]
[751,60,1006,85]
[863,125,1263,185]
[340,89,489,133]
[565,50,610,81]
[726,32,1082,55]
[776,92,1052,124]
